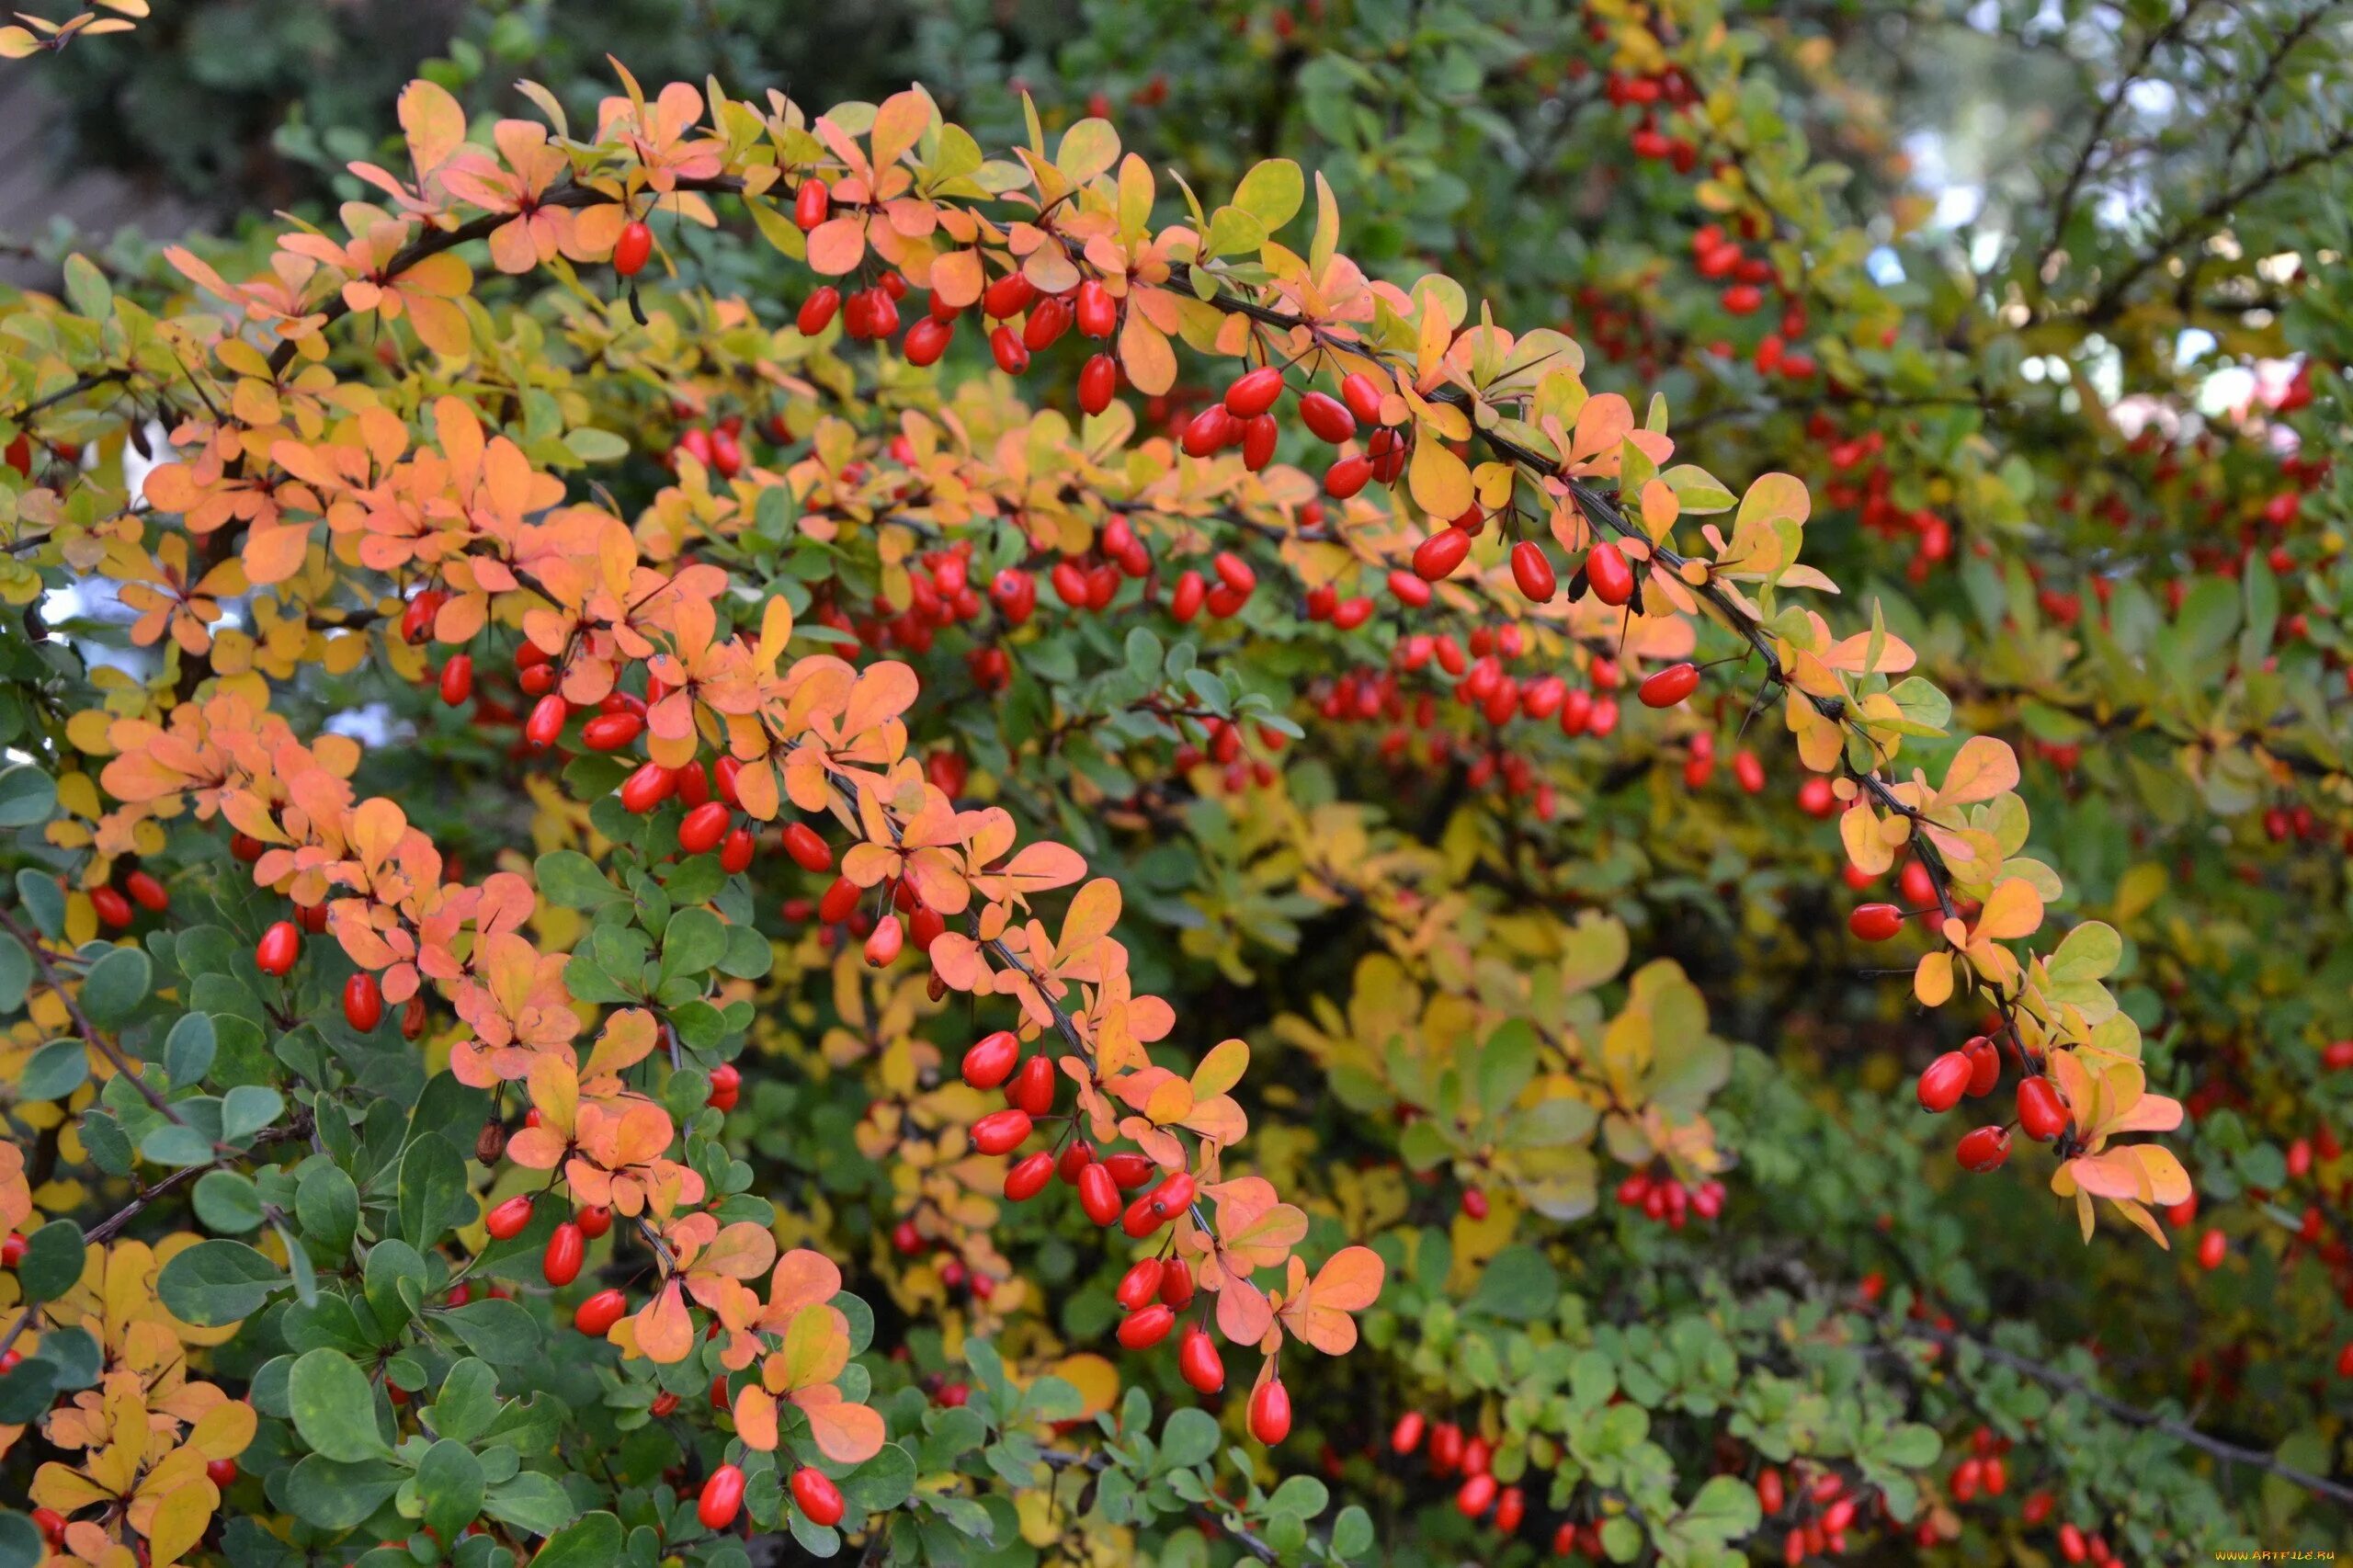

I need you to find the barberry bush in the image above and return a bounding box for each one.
[0,2,2349,1565]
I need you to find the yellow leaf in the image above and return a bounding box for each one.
[1407,435,1472,519]
[1192,1038,1248,1099]
[1054,119,1120,186]
[1938,735,2019,807]
[144,1480,213,1566]
[1118,311,1176,396]
[1976,878,2043,941]
[1914,951,1953,1006]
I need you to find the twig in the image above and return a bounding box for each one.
[1906,1323,2353,1512]
[0,903,185,1124]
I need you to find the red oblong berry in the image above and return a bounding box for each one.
[1223,366,1284,418]
[1412,528,1472,581]
[904,315,954,366]
[343,971,384,1033]
[256,921,301,977]
[1324,454,1372,498]
[542,1221,585,1287]
[1916,1051,1971,1113]
[1074,279,1118,338]
[484,1194,535,1240]
[1177,1324,1224,1392]
[971,1108,1033,1155]
[961,1030,1020,1090]
[2016,1074,2070,1141]
[525,693,568,749]
[620,761,676,814]
[790,1466,844,1527]
[1956,1124,2012,1173]
[1299,391,1356,443]
[1638,662,1700,708]
[677,801,732,856]
[1248,1378,1292,1444]
[1115,1258,1165,1310]
[1079,353,1119,415]
[1076,1162,1122,1225]
[574,1288,628,1335]
[797,287,840,336]
[988,324,1030,373]
[1510,540,1556,602]
[614,220,654,278]
[1003,1151,1056,1201]
[793,177,830,231]
[1118,1302,1176,1348]
[582,711,643,751]
[1586,540,1635,606]
[1847,903,1904,942]
[699,1463,746,1529]
[438,654,473,708]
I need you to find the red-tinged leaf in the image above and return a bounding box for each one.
[794,1386,886,1463]
[806,217,869,276]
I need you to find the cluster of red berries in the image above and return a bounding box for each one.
[83,867,169,929]
[950,1029,1294,1444]
[1815,421,1954,582]
[1612,1167,1726,1228]
[1388,1413,1528,1539]
[1606,65,1702,174]
[668,415,751,479]
[1757,1463,1868,1562]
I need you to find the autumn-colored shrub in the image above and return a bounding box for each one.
[0,3,2349,1564]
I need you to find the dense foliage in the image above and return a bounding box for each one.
[0,3,2349,1565]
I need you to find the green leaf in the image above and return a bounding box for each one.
[157,1239,282,1325]
[0,765,56,829]
[0,1510,44,1568]
[1157,1407,1219,1470]
[445,1298,541,1364]
[563,427,629,463]
[397,1133,470,1248]
[296,1164,360,1260]
[1676,1473,1760,1544]
[483,1472,580,1537]
[61,255,111,322]
[15,870,63,937]
[1877,1422,1941,1469]
[661,906,728,980]
[290,1348,390,1462]
[1267,1474,1327,1518]
[17,1221,83,1304]
[281,1454,401,1529]
[843,1443,917,1512]
[0,932,30,1013]
[1466,1244,1558,1322]
[418,1438,486,1544]
[164,1012,217,1086]
[716,922,772,979]
[79,946,151,1027]
[222,1085,283,1143]
[535,850,624,910]
[18,1040,87,1102]
[519,1510,615,1567]
[424,1359,501,1445]
[364,1240,427,1333]
[141,1122,216,1167]
[193,1170,266,1233]
[1477,1019,1536,1114]
[1330,1505,1373,1559]
[1233,158,1304,233]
